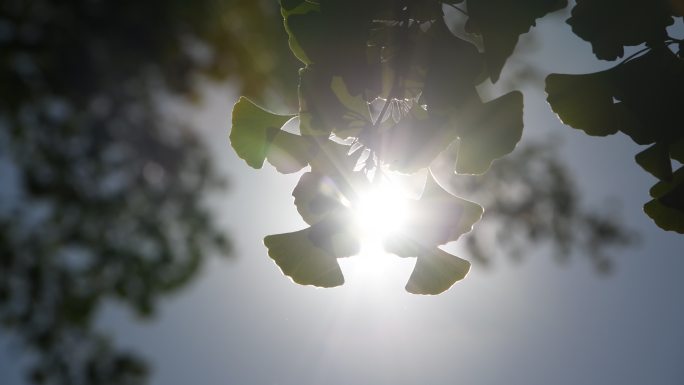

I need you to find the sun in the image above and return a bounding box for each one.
[352,180,409,246]
[336,179,414,289]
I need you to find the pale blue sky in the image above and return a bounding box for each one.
[2,6,684,385]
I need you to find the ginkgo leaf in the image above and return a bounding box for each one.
[405,247,470,295]
[644,199,684,234]
[384,234,470,295]
[660,181,684,212]
[266,130,312,174]
[299,67,372,138]
[376,104,457,173]
[611,49,684,144]
[330,76,372,138]
[264,212,361,288]
[286,1,375,95]
[421,19,484,111]
[546,71,623,137]
[549,46,684,144]
[264,215,360,287]
[308,139,360,180]
[264,227,346,288]
[230,97,295,169]
[454,91,524,174]
[281,0,319,65]
[387,174,483,249]
[645,167,684,233]
[670,138,684,164]
[466,0,568,81]
[567,0,675,60]
[407,0,444,22]
[635,142,672,181]
[293,172,349,225]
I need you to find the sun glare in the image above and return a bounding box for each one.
[352,181,408,245]
[335,180,415,289]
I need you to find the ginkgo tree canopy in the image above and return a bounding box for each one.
[231,0,684,294]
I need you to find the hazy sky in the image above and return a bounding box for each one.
[2,7,684,385]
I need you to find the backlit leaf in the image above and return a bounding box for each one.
[405,247,470,295]
[230,97,295,169]
[454,91,524,174]
[264,228,345,287]
[376,104,456,173]
[293,172,350,225]
[299,67,372,138]
[466,0,568,81]
[388,174,483,249]
[281,0,319,64]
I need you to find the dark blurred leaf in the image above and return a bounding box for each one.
[546,70,623,137]
[466,0,568,81]
[547,49,684,145]
[547,47,684,232]
[635,143,673,181]
[645,167,684,233]
[453,91,524,174]
[567,0,675,60]
[421,20,484,111]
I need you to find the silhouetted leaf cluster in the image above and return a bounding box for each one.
[546,0,684,232]
[231,0,573,294]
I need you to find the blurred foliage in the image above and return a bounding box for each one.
[0,0,299,384]
[431,139,634,273]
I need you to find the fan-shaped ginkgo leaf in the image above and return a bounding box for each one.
[376,104,456,173]
[293,172,350,226]
[230,97,310,173]
[546,71,623,137]
[264,218,360,287]
[567,0,675,60]
[405,247,470,295]
[299,67,372,138]
[465,0,567,82]
[281,0,319,65]
[405,173,484,246]
[454,91,524,174]
[422,20,484,111]
[670,138,684,164]
[645,167,684,233]
[547,49,684,145]
[635,142,673,181]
